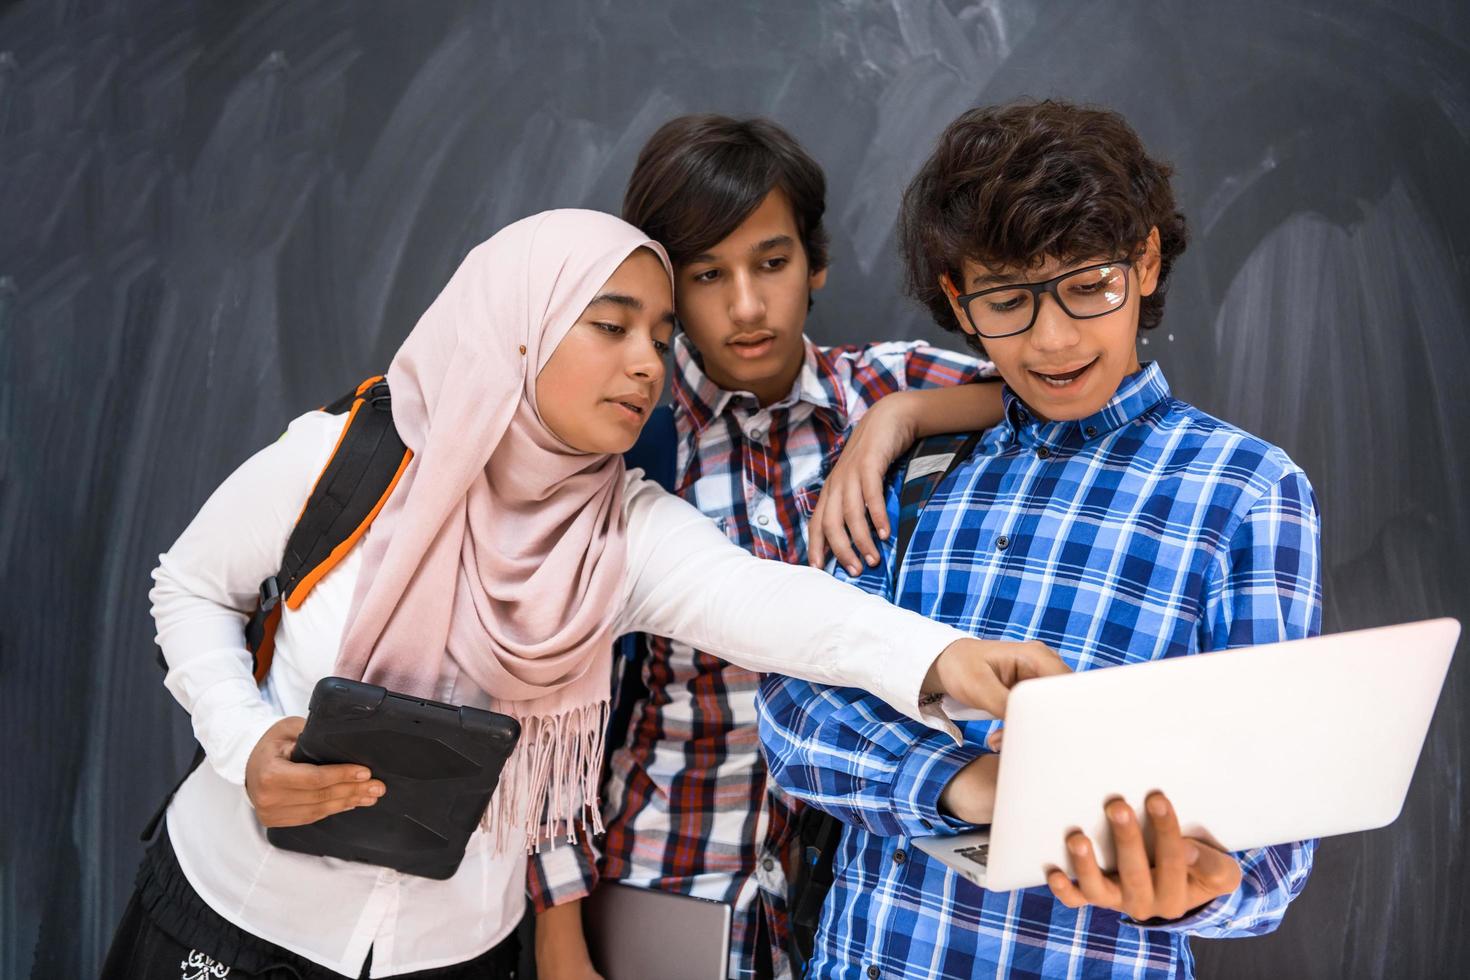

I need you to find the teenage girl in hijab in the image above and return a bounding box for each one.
[103,210,1063,979]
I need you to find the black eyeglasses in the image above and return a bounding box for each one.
[951,259,1133,339]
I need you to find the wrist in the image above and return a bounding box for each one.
[924,637,988,696]
[535,901,598,977]
[535,898,587,942]
[883,389,923,440]
[922,638,961,696]
[939,753,999,824]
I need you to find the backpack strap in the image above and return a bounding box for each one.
[891,430,983,580]
[243,375,413,683]
[144,376,411,842]
[788,803,846,973]
[606,405,679,758]
[786,427,983,973]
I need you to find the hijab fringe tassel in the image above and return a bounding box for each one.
[485,699,610,854]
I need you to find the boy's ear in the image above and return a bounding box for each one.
[1136,227,1162,297]
[809,265,828,291]
[940,273,977,336]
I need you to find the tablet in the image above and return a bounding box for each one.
[915,618,1459,892]
[266,676,521,880]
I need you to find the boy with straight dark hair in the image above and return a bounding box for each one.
[530,115,1008,980]
[759,100,1321,979]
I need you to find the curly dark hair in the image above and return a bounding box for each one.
[622,114,829,274]
[899,100,1187,350]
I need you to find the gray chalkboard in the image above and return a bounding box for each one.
[3,1,1467,977]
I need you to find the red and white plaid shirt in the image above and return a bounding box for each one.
[529,333,985,979]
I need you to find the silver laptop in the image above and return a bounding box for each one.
[583,881,732,980]
[914,618,1460,892]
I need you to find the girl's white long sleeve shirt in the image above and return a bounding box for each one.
[151,408,965,978]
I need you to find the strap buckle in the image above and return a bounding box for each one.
[365,380,391,410]
[258,575,283,613]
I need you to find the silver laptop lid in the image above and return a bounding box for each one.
[583,881,733,980]
[978,618,1459,891]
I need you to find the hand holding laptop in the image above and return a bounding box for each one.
[943,769,1249,920]
[939,689,1246,919]
[1046,792,1243,922]
[914,619,1460,894]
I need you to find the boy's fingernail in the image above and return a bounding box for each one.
[848,565,860,576]
[355,770,370,781]
[1069,838,1087,856]
[1147,797,1167,817]
[369,784,385,797]
[878,528,889,539]
[1110,805,1132,824]
[865,554,877,566]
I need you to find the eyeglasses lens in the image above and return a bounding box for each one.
[1056,264,1128,317]
[968,288,1033,338]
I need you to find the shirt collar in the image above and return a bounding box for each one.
[1002,361,1172,445]
[670,332,842,433]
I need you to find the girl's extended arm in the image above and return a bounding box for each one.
[616,470,1064,729]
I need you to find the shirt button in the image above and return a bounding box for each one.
[757,514,771,527]
[1084,425,1098,438]
[893,849,907,865]
[868,967,881,979]
[1036,446,1051,459]
[762,856,776,871]
[996,535,1010,551]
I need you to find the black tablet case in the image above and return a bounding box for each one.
[266,677,521,880]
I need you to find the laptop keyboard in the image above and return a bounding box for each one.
[956,842,990,866]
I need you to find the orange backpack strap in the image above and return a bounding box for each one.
[243,376,412,683]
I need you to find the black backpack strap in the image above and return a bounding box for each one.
[606,405,680,759]
[242,376,412,683]
[892,430,984,580]
[787,803,846,974]
[786,428,984,969]
[146,377,410,840]
[320,387,361,415]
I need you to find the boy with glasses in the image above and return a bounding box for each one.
[759,100,1321,979]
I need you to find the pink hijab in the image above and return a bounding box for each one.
[335,210,673,850]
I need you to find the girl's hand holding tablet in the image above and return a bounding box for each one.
[243,716,386,828]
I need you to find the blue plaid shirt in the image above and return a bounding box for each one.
[757,363,1321,979]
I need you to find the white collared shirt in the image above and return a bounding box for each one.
[152,409,965,977]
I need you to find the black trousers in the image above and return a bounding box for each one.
[101,886,520,980]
